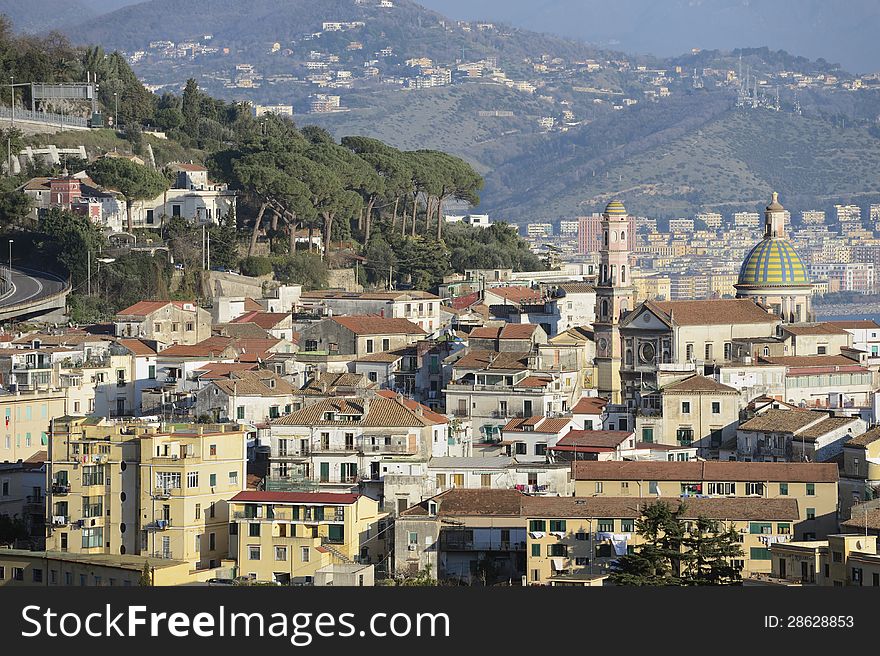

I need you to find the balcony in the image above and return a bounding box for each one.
[150,551,174,560]
[439,537,526,552]
[51,483,71,495]
[148,519,172,530]
[153,487,173,499]
[51,515,67,526]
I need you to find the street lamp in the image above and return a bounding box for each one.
[8,239,12,271]
[9,76,14,126]
[114,92,118,128]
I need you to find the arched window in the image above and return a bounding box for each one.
[621,265,626,283]
[621,230,626,241]
[610,265,616,283]
[601,299,609,318]
[625,350,633,366]
[763,347,770,357]
[611,231,617,242]
[604,231,608,247]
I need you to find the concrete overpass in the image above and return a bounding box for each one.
[0,267,70,322]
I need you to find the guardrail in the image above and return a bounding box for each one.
[0,267,71,318]
[0,106,90,129]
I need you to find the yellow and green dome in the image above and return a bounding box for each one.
[738,237,810,287]
[604,200,627,216]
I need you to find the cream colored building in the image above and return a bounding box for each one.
[572,460,839,540]
[0,389,68,462]
[0,549,218,586]
[46,417,246,572]
[114,300,212,346]
[228,491,387,584]
[524,496,800,584]
[766,534,880,586]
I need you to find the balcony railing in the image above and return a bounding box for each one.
[150,551,174,560]
[148,519,172,530]
[51,483,71,495]
[152,487,173,499]
[439,537,526,552]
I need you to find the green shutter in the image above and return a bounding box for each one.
[531,544,541,557]
[750,547,771,561]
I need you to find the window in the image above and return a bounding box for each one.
[621,519,634,533]
[777,523,791,535]
[515,443,527,455]
[155,471,180,490]
[301,547,310,563]
[745,482,765,496]
[531,544,541,557]
[750,547,771,561]
[32,568,42,583]
[366,339,374,354]
[248,546,260,561]
[779,483,788,496]
[534,444,546,456]
[368,372,378,383]
[641,427,654,443]
[707,482,735,495]
[209,473,217,487]
[711,402,721,414]
[681,483,702,495]
[382,338,390,351]
[81,527,103,549]
[817,346,827,355]
[229,471,238,486]
[676,428,694,445]
[249,523,261,537]
[685,343,694,361]
[187,472,199,488]
[82,466,105,486]
[597,519,614,532]
[548,544,567,557]
[481,474,491,488]
[595,482,603,494]
[704,343,713,360]
[209,444,217,456]
[750,522,773,535]
[529,520,546,532]
[723,342,732,360]
[681,401,691,414]
[648,481,659,495]
[806,508,815,520]
[186,322,194,332]
[275,547,287,561]
[549,520,566,532]
[13,567,24,581]
[806,483,815,496]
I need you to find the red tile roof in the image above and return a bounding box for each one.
[231,311,290,329]
[194,362,260,379]
[117,338,157,356]
[450,292,481,310]
[331,316,426,335]
[230,491,360,505]
[573,460,839,482]
[650,299,778,326]
[487,286,543,304]
[828,320,880,330]
[572,396,608,414]
[115,300,194,317]
[503,416,572,434]
[553,430,633,450]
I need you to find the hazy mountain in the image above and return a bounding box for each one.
[417,0,880,73]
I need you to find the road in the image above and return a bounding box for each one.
[0,267,69,314]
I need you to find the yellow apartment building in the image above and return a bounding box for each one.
[523,496,800,584]
[766,534,880,586]
[228,491,387,584]
[0,549,211,586]
[572,461,839,539]
[0,389,68,462]
[46,417,246,572]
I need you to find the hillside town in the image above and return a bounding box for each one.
[3,187,880,589]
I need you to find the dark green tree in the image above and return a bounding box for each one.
[87,157,168,233]
[680,518,744,585]
[609,501,687,586]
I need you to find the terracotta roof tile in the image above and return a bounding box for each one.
[573,460,838,483]
[846,426,880,449]
[230,311,290,329]
[738,409,827,434]
[503,416,572,434]
[115,300,196,317]
[651,299,778,326]
[271,396,444,428]
[330,316,426,335]
[554,429,632,449]
[572,397,608,414]
[117,339,157,356]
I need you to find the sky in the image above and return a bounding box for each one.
[416,0,880,73]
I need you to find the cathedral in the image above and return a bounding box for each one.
[735,192,813,323]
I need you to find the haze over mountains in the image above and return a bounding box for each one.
[417,0,880,74]
[2,0,879,222]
